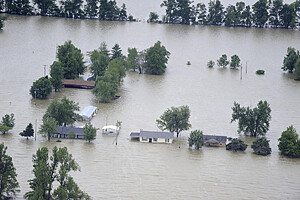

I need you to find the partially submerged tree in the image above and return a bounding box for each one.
[156,105,191,138]
[207,60,215,68]
[230,54,241,69]
[217,54,229,68]
[127,48,139,71]
[0,113,15,134]
[90,50,110,79]
[251,137,272,156]
[149,12,159,22]
[30,76,52,99]
[111,44,122,60]
[0,15,8,30]
[19,123,34,140]
[0,143,20,199]
[282,47,299,73]
[278,125,300,158]
[231,100,271,137]
[83,122,97,143]
[25,146,90,200]
[50,61,64,92]
[40,117,58,141]
[188,130,204,150]
[226,138,247,151]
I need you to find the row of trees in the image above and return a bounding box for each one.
[207,54,241,69]
[282,46,300,80]
[0,0,135,21]
[0,143,90,199]
[90,41,170,102]
[154,0,300,29]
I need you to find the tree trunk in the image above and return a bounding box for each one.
[27,137,28,140]
[176,132,179,138]
[48,133,50,141]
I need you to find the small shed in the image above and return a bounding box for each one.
[130,130,174,144]
[203,135,227,147]
[102,125,119,135]
[52,126,84,139]
[79,106,97,121]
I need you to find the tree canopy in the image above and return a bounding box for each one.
[278,125,300,158]
[19,123,34,140]
[0,113,15,134]
[144,41,170,75]
[230,54,241,69]
[251,137,272,155]
[156,105,191,138]
[50,61,64,92]
[90,50,110,79]
[282,47,299,73]
[0,143,19,199]
[40,117,58,141]
[217,54,229,68]
[0,15,8,30]
[57,40,85,79]
[43,97,80,126]
[231,100,271,137]
[188,130,204,150]
[226,138,248,151]
[25,146,90,200]
[83,122,97,143]
[30,76,52,99]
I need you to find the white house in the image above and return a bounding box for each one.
[130,130,174,144]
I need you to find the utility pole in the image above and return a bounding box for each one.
[246,61,248,74]
[241,65,243,80]
[43,65,46,76]
[35,119,37,141]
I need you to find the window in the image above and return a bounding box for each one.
[142,137,147,141]
[153,138,158,142]
[165,138,169,143]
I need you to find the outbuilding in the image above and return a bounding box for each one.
[79,106,97,121]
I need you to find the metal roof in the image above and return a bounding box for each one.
[80,106,97,118]
[140,130,173,139]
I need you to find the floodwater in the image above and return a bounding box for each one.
[1,3,300,199]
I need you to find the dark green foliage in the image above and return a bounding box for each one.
[43,96,80,126]
[188,130,204,150]
[230,54,241,69]
[149,12,159,22]
[256,69,265,74]
[30,76,52,99]
[217,54,229,68]
[40,117,58,141]
[0,144,19,199]
[251,137,272,155]
[11,0,33,15]
[269,0,283,27]
[231,100,271,137]
[278,126,300,158]
[19,123,34,140]
[282,47,299,73]
[207,0,225,25]
[226,138,247,151]
[90,50,110,79]
[25,146,90,200]
[294,57,300,80]
[252,0,269,28]
[57,40,85,79]
[111,44,122,60]
[50,61,64,92]
[127,48,139,71]
[0,15,8,30]
[83,122,97,143]
[33,0,58,16]
[145,41,170,75]
[207,60,215,68]
[197,3,207,24]
[84,0,98,18]
[0,113,15,134]
[156,105,191,138]
[119,3,127,21]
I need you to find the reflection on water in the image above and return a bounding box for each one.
[0,15,300,199]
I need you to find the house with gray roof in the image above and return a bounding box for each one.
[130,130,174,144]
[52,126,85,139]
[203,135,227,147]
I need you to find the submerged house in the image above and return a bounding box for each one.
[203,135,227,147]
[130,130,174,144]
[52,126,84,139]
[79,106,97,121]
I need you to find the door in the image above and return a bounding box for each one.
[149,138,152,143]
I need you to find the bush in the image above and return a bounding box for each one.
[251,137,271,156]
[226,138,247,152]
[256,70,265,75]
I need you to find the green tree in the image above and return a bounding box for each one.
[145,41,170,75]
[40,117,58,141]
[188,130,204,150]
[235,1,246,26]
[217,54,229,68]
[230,54,241,69]
[107,57,126,85]
[161,0,178,23]
[282,47,299,73]
[207,0,225,25]
[33,0,58,16]
[0,143,19,199]
[98,41,110,56]
[207,60,215,68]
[57,40,85,79]
[19,123,34,140]
[279,3,293,28]
[251,137,272,155]
[68,130,75,139]
[241,5,252,27]
[252,0,269,28]
[156,105,191,138]
[111,43,122,60]
[83,122,97,143]
[224,4,238,27]
[30,76,52,99]
[0,15,8,30]
[294,57,300,80]
[226,138,248,151]
[231,100,272,137]
[50,61,64,92]
[278,125,300,158]
[149,12,159,22]
[25,146,90,200]
[127,48,139,71]
[269,0,283,27]
[119,3,127,20]
[197,3,207,24]
[84,0,98,18]
[11,0,33,15]
[0,113,15,134]
[90,50,109,79]
[43,97,80,126]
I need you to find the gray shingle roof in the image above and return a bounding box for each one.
[140,130,173,139]
[203,135,227,143]
[56,126,84,136]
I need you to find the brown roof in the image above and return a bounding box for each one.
[62,79,95,89]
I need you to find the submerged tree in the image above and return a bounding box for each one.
[188,130,204,150]
[231,100,271,137]
[19,123,34,140]
[278,125,300,158]
[217,54,229,68]
[83,122,97,143]
[30,76,52,99]
[0,113,15,134]
[0,15,8,30]
[226,138,247,151]
[251,137,272,155]
[40,117,58,141]
[0,143,19,199]
[50,61,64,92]
[156,105,191,138]
[282,47,299,73]
[207,60,215,68]
[230,54,241,69]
